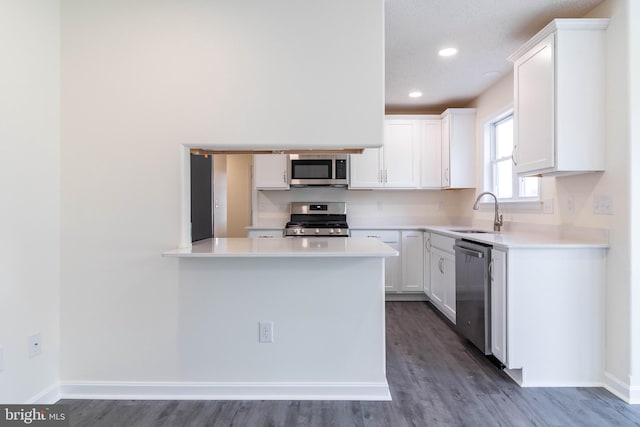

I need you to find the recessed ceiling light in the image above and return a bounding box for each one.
[438,47,458,57]
[408,91,423,98]
[482,71,501,79]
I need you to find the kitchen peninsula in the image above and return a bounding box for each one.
[163,237,398,400]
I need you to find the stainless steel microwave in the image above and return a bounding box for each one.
[289,154,349,187]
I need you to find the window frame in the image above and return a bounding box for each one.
[483,108,541,207]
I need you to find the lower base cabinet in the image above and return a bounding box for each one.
[490,248,507,364]
[351,230,401,292]
[351,229,424,298]
[401,231,424,292]
[428,233,456,324]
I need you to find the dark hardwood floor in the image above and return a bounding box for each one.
[59,302,640,426]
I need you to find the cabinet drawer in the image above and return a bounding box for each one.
[247,229,283,238]
[430,233,455,253]
[350,229,400,243]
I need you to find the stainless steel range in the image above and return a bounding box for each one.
[284,202,349,237]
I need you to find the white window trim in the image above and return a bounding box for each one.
[481,106,542,212]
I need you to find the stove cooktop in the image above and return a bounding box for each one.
[285,202,350,237]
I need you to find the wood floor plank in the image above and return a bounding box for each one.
[59,302,640,427]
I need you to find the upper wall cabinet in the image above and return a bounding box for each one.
[350,117,420,189]
[441,108,476,189]
[254,154,289,190]
[508,19,609,177]
[419,117,443,189]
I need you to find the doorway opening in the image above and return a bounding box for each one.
[190,153,253,242]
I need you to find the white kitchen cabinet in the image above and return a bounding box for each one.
[440,108,476,189]
[349,148,383,188]
[430,247,445,309]
[254,154,289,190]
[508,19,608,177]
[401,231,424,292]
[496,246,605,386]
[429,233,456,323]
[423,233,432,297]
[491,248,507,365]
[350,230,401,292]
[420,119,443,188]
[384,120,420,188]
[349,118,419,189]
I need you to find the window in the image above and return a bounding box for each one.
[486,111,539,202]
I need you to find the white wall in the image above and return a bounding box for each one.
[627,0,640,399]
[60,0,383,385]
[0,0,61,403]
[470,0,637,400]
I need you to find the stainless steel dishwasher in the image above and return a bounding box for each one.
[453,239,492,355]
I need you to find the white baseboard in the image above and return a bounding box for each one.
[603,372,640,404]
[27,383,62,404]
[59,381,392,401]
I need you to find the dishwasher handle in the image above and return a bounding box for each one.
[454,245,485,258]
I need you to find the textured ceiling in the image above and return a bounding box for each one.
[385,0,604,113]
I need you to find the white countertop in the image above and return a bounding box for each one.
[245,223,609,250]
[163,237,400,258]
[423,226,609,250]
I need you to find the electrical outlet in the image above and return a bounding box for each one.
[436,201,444,211]
[566,196,574,213]
[259,321,273,343]
[593,195,613,215]
[543,199,554,214]
[0,346,4,372]
[376,201,383,212]
[28,333,42,358]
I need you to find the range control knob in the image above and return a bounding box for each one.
[336,229,342,234]
[315,228,320,234]
[299,229,305,234]
[329,229,335,234]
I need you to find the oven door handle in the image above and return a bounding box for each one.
[454,246,484,258]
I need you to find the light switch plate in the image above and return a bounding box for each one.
[593,195,613,215]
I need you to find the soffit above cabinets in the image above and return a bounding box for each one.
[190,148,365,156]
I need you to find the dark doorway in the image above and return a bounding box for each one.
[190,154,213,242]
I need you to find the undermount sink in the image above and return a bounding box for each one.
[448,229,493,234]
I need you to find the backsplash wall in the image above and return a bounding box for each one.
[254,187,475,228]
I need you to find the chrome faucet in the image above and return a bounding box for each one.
[473,192,503,232]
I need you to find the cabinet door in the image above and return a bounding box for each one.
[423,233,431,297]
[401,231,424,292]
[491,249,507,364]
[430,248,446,309]
[442,252,456,324]
[384,120,419,188]
[420,120,442,188]
[351,230,401,292]
[254,154,289,189]
[514,34,555,174]
[349,148,382,189]
[440,115,451,187]
[385,241,401,292]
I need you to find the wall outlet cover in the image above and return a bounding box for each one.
[28,333,42,358]
[543,199,554,214]
[566,196,574,213]
[259,321,273,343]
[0,346,4,372]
